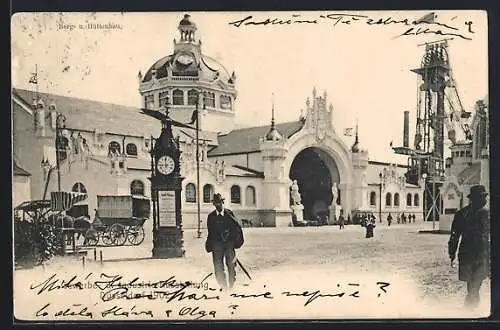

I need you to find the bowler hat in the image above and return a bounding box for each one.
[467,185,488,198]
[213,193,225,203]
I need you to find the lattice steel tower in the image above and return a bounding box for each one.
[393,40,472,225]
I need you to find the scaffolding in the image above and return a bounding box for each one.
[393,39,472,228]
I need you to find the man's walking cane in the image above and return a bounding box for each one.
[233,256,252,281]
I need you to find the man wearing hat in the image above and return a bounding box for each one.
[448,184,490,309]
[205,193,244,290]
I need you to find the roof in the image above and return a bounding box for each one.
[227,165,264,178]
[208,121,304,156]
[13,159,31,176]
[12,88,219,143]
[457,162,481,185]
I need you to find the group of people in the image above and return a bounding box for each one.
[386,212,416,226]
[204,184,490,310]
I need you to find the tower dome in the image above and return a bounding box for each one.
[265,94,283,141]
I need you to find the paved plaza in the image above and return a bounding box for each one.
[14,221,490,320]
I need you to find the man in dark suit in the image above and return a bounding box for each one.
[205,193,244,290]
[448,185,490,309]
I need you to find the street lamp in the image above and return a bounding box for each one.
[378,172,382,223]
[195,90,206,239]
[422,173,427,224]
[55,113,67,192]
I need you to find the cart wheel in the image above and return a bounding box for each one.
[85,228,99,246]
[127,225,145,246]
[102,229,114,246]
[110,223,127,246]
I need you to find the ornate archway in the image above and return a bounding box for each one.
[289,147,340,220]
[284,131,353,220]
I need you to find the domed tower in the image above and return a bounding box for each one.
[138,14,238,134]
[350,122,370,210]
[259,95,290,227]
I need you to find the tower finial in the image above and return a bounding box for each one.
[271,92,275,128]
[265,93,283,141]
[351,116,360,153]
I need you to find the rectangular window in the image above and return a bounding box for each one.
[173,90,184,105]
[220,95,232,110]
[205,92,215,108]
[145,95,155,109]
[159,92,169,108]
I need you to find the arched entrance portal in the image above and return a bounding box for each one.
[289,147,340,221]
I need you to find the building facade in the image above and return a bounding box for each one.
[12,14,426,229]
[439,98,489,232]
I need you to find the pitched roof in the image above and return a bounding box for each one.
[12,88,219,143]
[208,121,304,156]
[13,159,31,176]
[227,165,264,178]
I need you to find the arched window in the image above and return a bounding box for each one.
[205,92,215,107]
[187,89,198,105]
[186,183,196,203]
[246,186,256,206]
[126,143,138,156]
[72,182,87,194]
[414,194,420,207]
[231,185,241,204]
[173,89,184,105]
[203,184,214,203]
[130,180,144,196]
[108,141,121,155]
[369,191,376,206]
[385,193,392,206]
[407,193,412,206]
[394,193,400,207]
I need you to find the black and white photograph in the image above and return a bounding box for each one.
[11,11,489,320]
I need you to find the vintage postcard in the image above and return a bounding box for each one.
[12,11,489,321]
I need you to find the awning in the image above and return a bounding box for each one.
[50,192,88,211]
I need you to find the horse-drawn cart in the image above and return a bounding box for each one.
[84,195,150,247]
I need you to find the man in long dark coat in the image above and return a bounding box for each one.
[205,193,244,290]
[448,185,490,308]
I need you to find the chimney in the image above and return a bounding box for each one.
[403,111,409,148]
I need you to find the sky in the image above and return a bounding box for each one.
[11,11,488,163]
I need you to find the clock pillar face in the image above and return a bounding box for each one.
[157,155,176,175]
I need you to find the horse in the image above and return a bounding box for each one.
[47,214,92,244]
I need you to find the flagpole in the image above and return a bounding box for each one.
[35,64,39,101]
[56,113,62,192]
[196,92,201,239]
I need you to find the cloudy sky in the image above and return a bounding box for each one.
[11,11,487,163]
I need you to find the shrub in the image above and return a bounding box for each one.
[14,215,63,268]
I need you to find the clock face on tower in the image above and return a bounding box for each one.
[176,54,194,66]
[157,155,175,175]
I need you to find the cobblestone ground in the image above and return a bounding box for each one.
[15,221,490,319]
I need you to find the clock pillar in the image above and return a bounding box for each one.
[151,176,185,258]
[150,117,185,258]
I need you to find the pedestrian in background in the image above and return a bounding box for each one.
[338,212,345,230]
[448,185,490,309]
[365,218,375,238]
[205,193,244,291]
[387,212,393,226]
